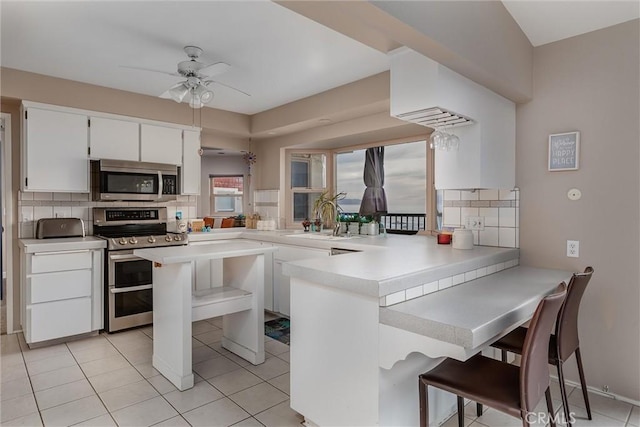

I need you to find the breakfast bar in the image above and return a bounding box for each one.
[134,241,277,391]
[284,253,572,427]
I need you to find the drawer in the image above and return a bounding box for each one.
[31,250,92,274]
[29,269,92,304]
[27,298,92,343]
[274,245,330,262]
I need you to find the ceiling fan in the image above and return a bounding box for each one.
[125,46,250,109]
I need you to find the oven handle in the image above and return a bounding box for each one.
[109,253,143,261]
[110,284,153,294]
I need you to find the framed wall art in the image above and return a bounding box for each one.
[548,131,579,171]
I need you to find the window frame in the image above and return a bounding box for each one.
[210,174,245,216]
[283,134,437,234]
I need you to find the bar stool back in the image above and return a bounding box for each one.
[418,282,567,427]
[491,267,594,426]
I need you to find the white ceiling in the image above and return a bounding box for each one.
[2,1,638,116]
[502,0,640,47]
[0,1,389,115]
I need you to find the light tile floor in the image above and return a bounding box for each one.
[1,317,638,427]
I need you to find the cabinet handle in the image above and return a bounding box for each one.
[33,249,90,256]
[110,284,152,294]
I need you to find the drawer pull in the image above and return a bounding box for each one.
[33,249,90,256]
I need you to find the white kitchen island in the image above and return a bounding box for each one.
[134,241,277,391]
[283,250,572,427]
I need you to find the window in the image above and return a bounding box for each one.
[336,140,429,233]
[210,175,243,215]
[286,152,329,226]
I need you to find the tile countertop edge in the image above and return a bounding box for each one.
[379,266,573,349]
[18,237,107,253]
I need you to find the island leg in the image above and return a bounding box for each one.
[221,254,265,365]
[152,261,194,391]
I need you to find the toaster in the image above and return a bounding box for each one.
[35,218,85,239]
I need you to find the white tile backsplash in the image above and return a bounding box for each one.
[33,206,54,221]
[33,192,53,201]
[479,207,499,227]
[443,189,519,248]
[479,190,499,200]
[438,277,453,290]
[423,281,439,295]
[21,206,34,222]
[443,207,461,226]
[452,273,465,286]
[53,193,72,201]
[53,206,72,219]
[479,227,499,246]
[385,290,406,306]
[499,207,516,227]
[405,285,423,300]
[499,228,516,248]
[71,207,89,220]
[460,190,478,201]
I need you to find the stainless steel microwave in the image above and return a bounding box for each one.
[91,159,179,201]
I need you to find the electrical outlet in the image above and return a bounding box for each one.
[567,240,579,258]
[465,216,485,231]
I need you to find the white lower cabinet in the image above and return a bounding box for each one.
[21,247,103,345]
[273,245,330,317]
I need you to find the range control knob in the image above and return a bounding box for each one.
[148,236,156,244]
[129,237,138,245]
[118,237,127,245]
[173,235,181,241]
[165,235,173,242]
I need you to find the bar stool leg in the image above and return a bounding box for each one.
[556,361,572,427]
[501,349,508,362]
[476,402,483,416]
[419,379,428,427]
[575,347,592,420]
[457,396,464,427]
[545,388,556,427]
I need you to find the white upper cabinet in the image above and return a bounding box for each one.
[181,130,201,195]
[22,106,89,192]
[89,116,139,161]
[389,48,515,189]
[140,124,183,165]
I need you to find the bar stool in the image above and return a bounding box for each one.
[419,283,567,427]
[491,267,594,426]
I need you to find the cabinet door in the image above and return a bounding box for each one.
[23,108,89,192]
[273,260,289,316]
[26,298,92,343]
[89,116,139,161]
[181,130,201,195]
[140,124,182,165]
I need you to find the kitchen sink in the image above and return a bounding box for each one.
[285,233,356,241]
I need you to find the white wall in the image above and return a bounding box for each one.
[517,20,639,401]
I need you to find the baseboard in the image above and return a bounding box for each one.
[551,374,640,407]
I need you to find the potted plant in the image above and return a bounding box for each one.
[312,191,346,230]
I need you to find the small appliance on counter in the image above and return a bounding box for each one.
[35,218,85,239]
[452,227,474,250]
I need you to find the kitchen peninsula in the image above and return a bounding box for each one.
[134,241,277,391]
[143,230,571,425]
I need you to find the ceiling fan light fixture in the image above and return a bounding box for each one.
[193,85,214,104]
[168,83,189,103]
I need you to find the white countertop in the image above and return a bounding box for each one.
[18,236,107,253]
[134,240,277,264]
[186,229,518,298]
[379,266,572,348]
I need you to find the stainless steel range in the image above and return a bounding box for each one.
[93,207,187,332]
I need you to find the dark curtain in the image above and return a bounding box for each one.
[358,147,388,216]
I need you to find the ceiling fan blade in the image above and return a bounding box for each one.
[204,80,251,97]
[199,62,231,77]
[120,65,181,78]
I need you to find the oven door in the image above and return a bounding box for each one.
[107,251,153,332]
